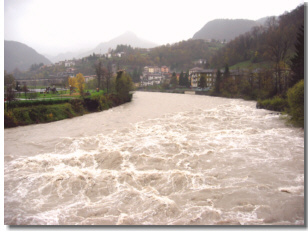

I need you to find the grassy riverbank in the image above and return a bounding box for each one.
[4,93,133,128]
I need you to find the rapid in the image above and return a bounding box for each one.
[4,92,304,225]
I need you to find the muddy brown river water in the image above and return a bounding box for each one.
[4,92,304,225]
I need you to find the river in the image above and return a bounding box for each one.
[4,92,304,225]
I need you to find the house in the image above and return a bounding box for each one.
[55,61,64,66]
[140,73,164,86]
[65,61,75,67]
[117,52,125,57]
[189,67,217,88]
[161,66,169,73]
[84,75,96,83]
[193,59,207,65]
[66,68,76,73]
[143,66,161,74]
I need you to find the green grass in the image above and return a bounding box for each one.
[16,89,104,100]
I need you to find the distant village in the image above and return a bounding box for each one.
[37,55,216,90]
[31,46,290,93]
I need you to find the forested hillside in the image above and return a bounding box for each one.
[210,4,304,69]
[193,19,259,42]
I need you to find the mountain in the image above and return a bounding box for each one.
[45,51,83,63]
[80,31,158,58]
[4,40,52,73]
[192,19,260,42]
[46,31,158,63]
[256,16,277,25]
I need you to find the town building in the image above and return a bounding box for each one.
[161,66,169,73]
[189,67,217,88]
[84,75,96,83]
[65,61,75,67]
[140,73,164,86]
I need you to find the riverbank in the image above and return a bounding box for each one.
[138,86,304,128]
[4,93,133,128]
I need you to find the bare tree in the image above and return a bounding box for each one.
[5,84,15,111]
[95,60,102,91]
[95,59,108,92]
[106,62,113,94]
[265,17,294,94]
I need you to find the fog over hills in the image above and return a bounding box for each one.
[85,31,158,56]
[4,40,52,73]
[192,18,271,42]
[47,31,158,63]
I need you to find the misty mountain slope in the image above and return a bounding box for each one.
[4,40,52,73]
[81,31,158,57]
[45,51,77,64]
[192,19,259,42]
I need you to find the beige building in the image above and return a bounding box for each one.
[189,67,217,88]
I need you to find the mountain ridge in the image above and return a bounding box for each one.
[47,31,158,62]
[192,18,269,42]
[79,31,158,58]
[4,40,52,73]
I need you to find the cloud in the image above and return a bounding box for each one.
[4,0,304,55]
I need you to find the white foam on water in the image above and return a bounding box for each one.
[4,92,304,225]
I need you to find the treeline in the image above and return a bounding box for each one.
[148,40,223,70]
[208,4,304,127]
[210,4,304,70]
[92,40,224,73]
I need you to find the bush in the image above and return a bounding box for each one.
[256,96,289,112]
[287,79,304,127]
[83,96,101,112]
[69,99,85,114]
[4,111,18,128]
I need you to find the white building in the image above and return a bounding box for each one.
[65,61,75,67]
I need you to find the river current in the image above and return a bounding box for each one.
[4,92,304,225]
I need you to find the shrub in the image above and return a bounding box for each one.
[287,79,304,127]
[83,96,101,112]
[4,110,18,128]
[257,96,289,112]
[69,99,85,114]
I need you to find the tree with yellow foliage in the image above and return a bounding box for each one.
[68,73,85,96]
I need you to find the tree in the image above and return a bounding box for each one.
[116,70,133,102]
[287,79,304,127]
[95,60,104,90]
[69,74,85,95]
[265,17,294,94]
[289,24,304,88]
[215,69,221,93]
[199,74,207,89]
[68,76,77,91]
[4,71,16,88]
[220,64,229,92]
[106,62,113,94]
[76,73,85,96]
[184,71,190,88]
[179,71,184,86]
[170,72,178,88]
[22,83,28,98]
[5,85,15,111]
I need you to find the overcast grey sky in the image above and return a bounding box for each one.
[4,0,304,56]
